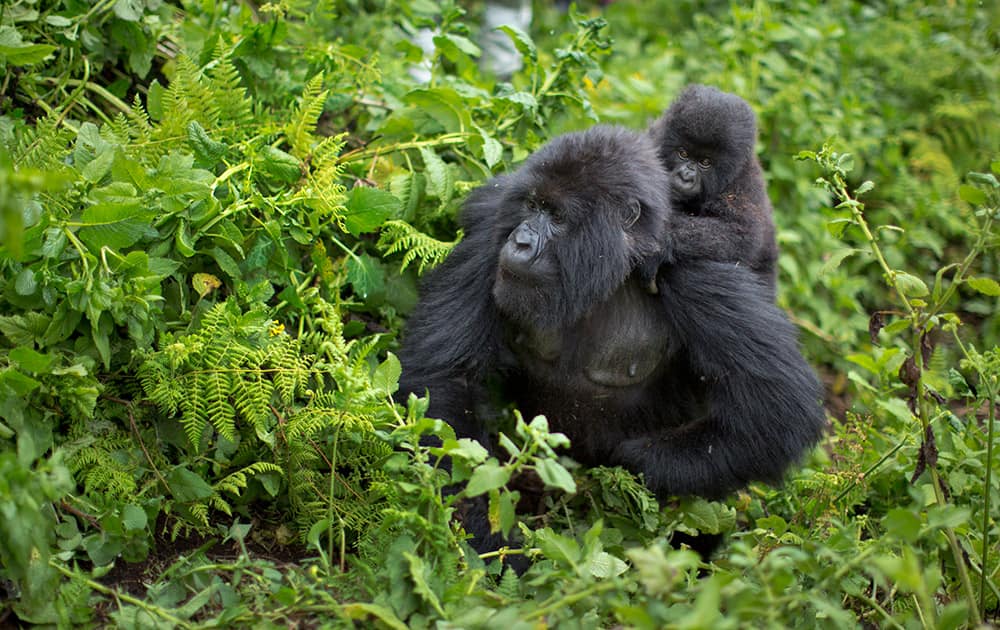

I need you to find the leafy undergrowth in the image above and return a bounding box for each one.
[1,0,998,627]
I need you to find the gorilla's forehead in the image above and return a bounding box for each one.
[510,125,669,214]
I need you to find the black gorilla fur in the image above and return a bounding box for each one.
[647,84,779,294]
[399,124,825,555]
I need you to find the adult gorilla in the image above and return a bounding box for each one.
[398,125,825,549]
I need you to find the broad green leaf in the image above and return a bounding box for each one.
[166,467,214,502]
[966,276,1000,296]
[820,248,860,275]
[187,121,227,164]
[259,146,301,184]
[479,129,503,168]
[894,271,929,297]
[122,505,148,531]
[0,27,56,65]
[346,253,385,300]
[404,88,471,134]
[533,527,581,566]
[958,184,987,205]
[433,33,481,62]
[113,0,144,21]
[81,148,115,183]
[465,462,511,497]
[9,347,53,373]
[535,458,576,493]
[372,352,401,396]
[497,24,537,61]
[344,186,400,236]
[882,508,921,543]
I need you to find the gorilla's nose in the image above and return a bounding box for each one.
[510,223,539,258]
[500,223,540,274]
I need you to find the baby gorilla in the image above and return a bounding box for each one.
[399,125,824,559]
[647,84,779,295]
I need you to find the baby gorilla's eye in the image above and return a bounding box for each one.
[678,148,689,159]
[699,157,712,168]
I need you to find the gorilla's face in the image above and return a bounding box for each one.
[489,127,671,333]
[652,84,758,204]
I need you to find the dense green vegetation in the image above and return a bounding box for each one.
[1,0,997,626]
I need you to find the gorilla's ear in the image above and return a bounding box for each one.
[623,198,642,228]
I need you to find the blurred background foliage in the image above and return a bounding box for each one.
[0,0,997,626]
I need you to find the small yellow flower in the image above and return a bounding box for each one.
[270,321,285,336]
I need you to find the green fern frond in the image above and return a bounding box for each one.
[286,73,328,159]
[207,41,253,130]
[203,371,238,442]
[13,114,72,169]
[215,462,282,497]
[377,220,459,273]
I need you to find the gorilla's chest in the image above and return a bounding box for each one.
[507,278,673,391]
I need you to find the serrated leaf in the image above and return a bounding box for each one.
[465,462,511,497]
[497,24,537,62]
[419,147,454,204]
[346,253,385,299]
[373,352,401,396]
[533,527,580,566]
[820,248,860,275]
[81,148,115,183]
[344,187,400,236]
[433,33,481,63]
[589,551,629,578]
[854,180,874,196]
[479,129,503,168]
[187,121,227,164]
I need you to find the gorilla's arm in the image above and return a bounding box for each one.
[398,185,506,441]
[614,261,825,498]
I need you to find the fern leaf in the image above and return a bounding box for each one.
[286,73,328,159]
[376,220,459,273]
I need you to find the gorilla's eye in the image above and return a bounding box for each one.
[678,148,689,160]
[699,157,712,168]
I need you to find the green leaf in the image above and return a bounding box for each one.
[259,146,301,184]
[81,148,115,183]
[346,253,385,300]
[122,505,148,531]
[187,121,227,164]
[958,184,987,205]
[465,462,511,497]
[9,347,53,373]
[819,248,860,275]
[78,199,156,250]
[497,24,537,62]
[535,458,577,493]
[479,129,503,168]
[403,552,445,616]
[433,33,481,63]
[113,0,144,21]
[166,467,214,502]
[894,271,929,298]
[966,276,1000,296]
[372,353,401,397]
[344,187,400,236]
[882,508,921,543]
[533,527,581,566]
[404,88,471,134]
[0,26,56,66]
